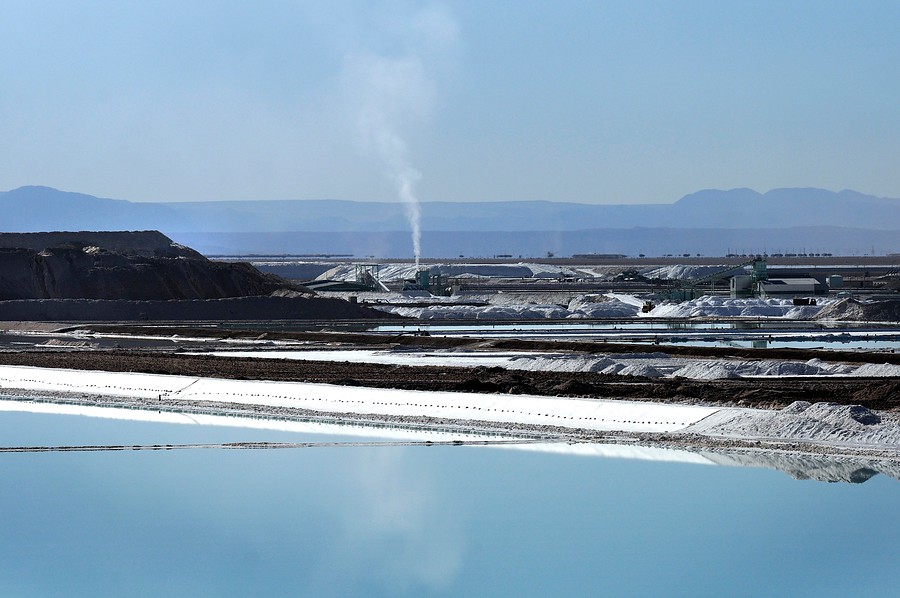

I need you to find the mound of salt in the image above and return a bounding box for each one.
[672,362,740,379]
[802,402,881,426]
[782,400,812,415]
[599,363,626,375]
[508,354,614,373]
[851,363,900,377]
[568,302,640,318]
[803,358,854,375]
[585,358,618,373]
[683,401,895,446]
[738,360,828,377]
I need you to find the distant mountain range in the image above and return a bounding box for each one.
[2,185,899,257]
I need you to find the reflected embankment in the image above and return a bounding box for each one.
[1,398,896,484]
[696,450,899,484]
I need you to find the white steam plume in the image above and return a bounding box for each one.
[355,59,426,267]
[343,4,457,267]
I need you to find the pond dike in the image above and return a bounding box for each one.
[0,364,719,434]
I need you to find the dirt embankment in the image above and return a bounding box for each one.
[0,232,400,320]
[0,296,393,322]
[1,350,897,413]
[0,230,293,301]
[816,298,900,322]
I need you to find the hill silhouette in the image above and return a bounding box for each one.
[3,185,898,256]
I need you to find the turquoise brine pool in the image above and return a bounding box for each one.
[0,407,897,597]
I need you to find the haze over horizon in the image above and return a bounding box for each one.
[3,1,899,204]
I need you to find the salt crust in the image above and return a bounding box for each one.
[0,364,718,434]
[1,366,896,452]
[684,401,900,447]
[202,350,900,381]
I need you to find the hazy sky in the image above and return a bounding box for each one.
[2,1,899,203]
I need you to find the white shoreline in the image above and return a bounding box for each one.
[0,364,720,434]
[0,364,897,458]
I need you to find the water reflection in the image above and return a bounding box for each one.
[1,404,899,596]
[695,450,897,484]
[326,449,464,593]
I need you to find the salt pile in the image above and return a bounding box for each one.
[566,295,641,318]
[507,354,615,373]
[849,363,900,377]
[616,364,664,378]
[671,362,741,380]
[381,303,572,320]
[378,294,640,320]
[672,358,856,379]
[646,296,831,319]
[508,352,672,378]
[684,401,900,447]
[640,264,730,280]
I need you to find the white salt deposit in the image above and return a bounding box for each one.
[730,360,824,377]
[378,293,643,320]
[645,296,833,319]
[1,366,896,453]
[671,362,741,380]
[566,295,641,318]
[671,358,865,379]
[684,401,900,447]
[379,303,573,320]
[640,265,730,281]
[0,365,718,434]
[374,291,832,321]
[196,349,900,381]
[508,354,613,373]
[850,363,900,377]
[506,352,675,378]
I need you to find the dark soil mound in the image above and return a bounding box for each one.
[0,295,391,321]
[0,231,292,300]
[0,231,202,258]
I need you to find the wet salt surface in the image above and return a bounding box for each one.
[0,408,898,597]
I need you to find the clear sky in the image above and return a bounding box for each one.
[2,0,899,204]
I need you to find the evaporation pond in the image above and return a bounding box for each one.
[0,406,898,597]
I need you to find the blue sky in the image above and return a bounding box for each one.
[2,1,899,203]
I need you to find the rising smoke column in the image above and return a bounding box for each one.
[354,57,427,267]
[343,5,457,268]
